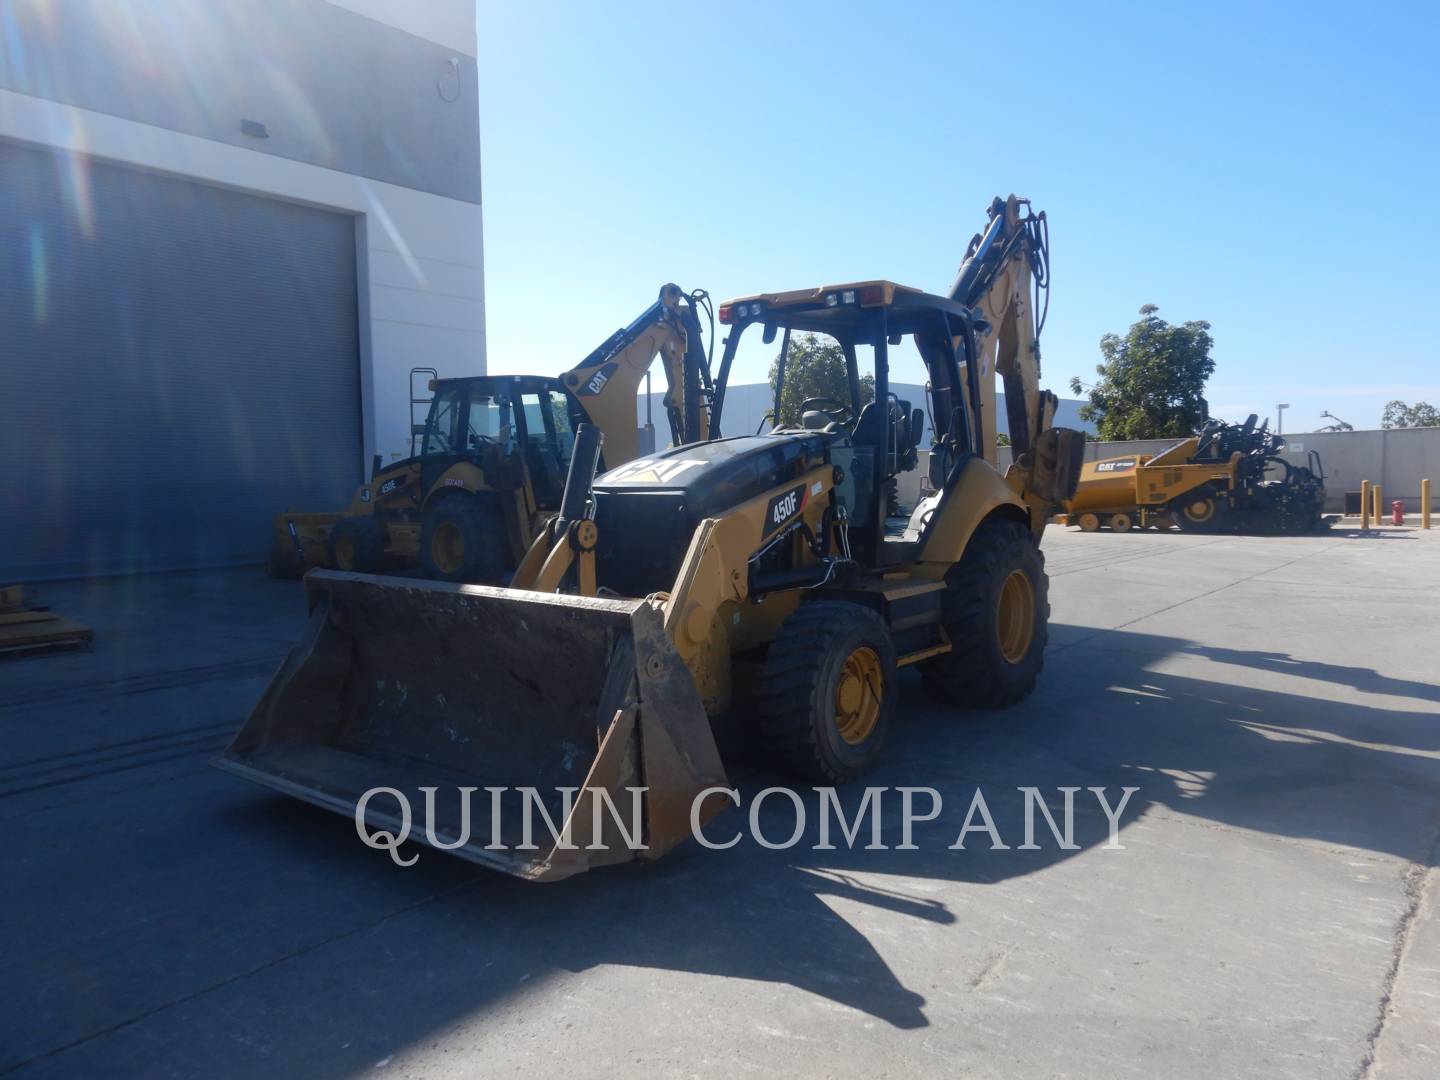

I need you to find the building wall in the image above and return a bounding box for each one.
[0,0,485,468]
[997,428,1440,513]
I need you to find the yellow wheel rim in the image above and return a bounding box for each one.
[432,521,465,574]
[997,569,1036,665]
[1077,513,1100,532]
[834,646,883,746]
[1110,513,1132,533]
[1185,498,1215,522]
[333,534,356,571]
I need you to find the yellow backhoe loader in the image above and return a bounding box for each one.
[1060,415,1328,534]
[268,284,714,583]
[218,196,1084,881]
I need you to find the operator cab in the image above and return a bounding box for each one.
[421,375,578,508]
[711,281,987,565]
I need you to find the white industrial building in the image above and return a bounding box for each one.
[1,0,485,579]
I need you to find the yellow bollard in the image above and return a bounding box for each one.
[1424,478,1432,530]
[1373,483,1383,526]
[1361,479,1371,529]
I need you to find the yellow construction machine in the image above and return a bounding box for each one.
[1061,415,1328,534]
[268,284,715,583]
[218,196,1084,880]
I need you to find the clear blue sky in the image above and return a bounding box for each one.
[475,0,1438,434]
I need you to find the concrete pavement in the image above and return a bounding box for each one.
[2,525,1437,1078]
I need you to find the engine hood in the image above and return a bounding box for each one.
[593,433,834,518]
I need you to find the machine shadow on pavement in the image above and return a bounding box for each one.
[144,620,1440,1079]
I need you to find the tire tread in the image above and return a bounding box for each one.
[756,602,893,783]
[920,518,1049,708]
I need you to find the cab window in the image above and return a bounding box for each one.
[518,390,572,507]
[466,386,510,450]
[422,388,463,455]
[543,392,575,464]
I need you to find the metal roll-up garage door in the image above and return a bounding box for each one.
[0,141,362,580]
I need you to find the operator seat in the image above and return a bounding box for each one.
[855,398,924,476]
[851,400,885,450]
[526,441,567,507]
[801,410,835,431]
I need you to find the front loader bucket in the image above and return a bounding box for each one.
[215,571,728,881]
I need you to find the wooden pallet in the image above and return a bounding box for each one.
[0,586,93,658]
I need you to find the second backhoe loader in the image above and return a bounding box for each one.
[269,284,714,582]
[218,196,1084,881]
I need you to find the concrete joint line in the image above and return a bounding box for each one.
[1354,813,1440,1079]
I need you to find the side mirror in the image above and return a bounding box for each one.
[908,408,925,452]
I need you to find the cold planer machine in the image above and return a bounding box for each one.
[1061,414,1328,534]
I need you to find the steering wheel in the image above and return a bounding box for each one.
[1194,420,1223,458]
[799,396,855,427]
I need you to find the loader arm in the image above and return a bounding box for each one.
[560,283,713,468]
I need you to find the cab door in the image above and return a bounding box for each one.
[514,388,575,509]
[418,386,469,492]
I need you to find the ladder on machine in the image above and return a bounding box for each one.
[409,367,438,457]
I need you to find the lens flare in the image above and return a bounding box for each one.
[28,224,48,323]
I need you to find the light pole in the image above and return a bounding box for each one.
[1276,403,1289,435]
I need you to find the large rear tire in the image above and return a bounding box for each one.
[420,495,507,583]
[921,518,1049,708]
[1171,490,1225,533]
[756,601,897,784]
[328,517,387,573]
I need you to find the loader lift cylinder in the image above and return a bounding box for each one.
[557,423,603,533]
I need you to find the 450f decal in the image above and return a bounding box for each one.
[762,483,808,541]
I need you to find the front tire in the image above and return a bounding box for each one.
[756,601,897,783]
[921,518,1049,708]
[328,516,387,573]
[420,495,507,583]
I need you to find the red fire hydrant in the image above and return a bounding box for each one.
[1392,500,1405,526]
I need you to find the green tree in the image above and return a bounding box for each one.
[768,333,874,428]
[1070,305,1215,440]
[1381,400,1440,428]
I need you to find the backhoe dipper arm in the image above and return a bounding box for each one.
[948,195,1081,519]
[560,284,713,468]
[947,195,1054,465]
